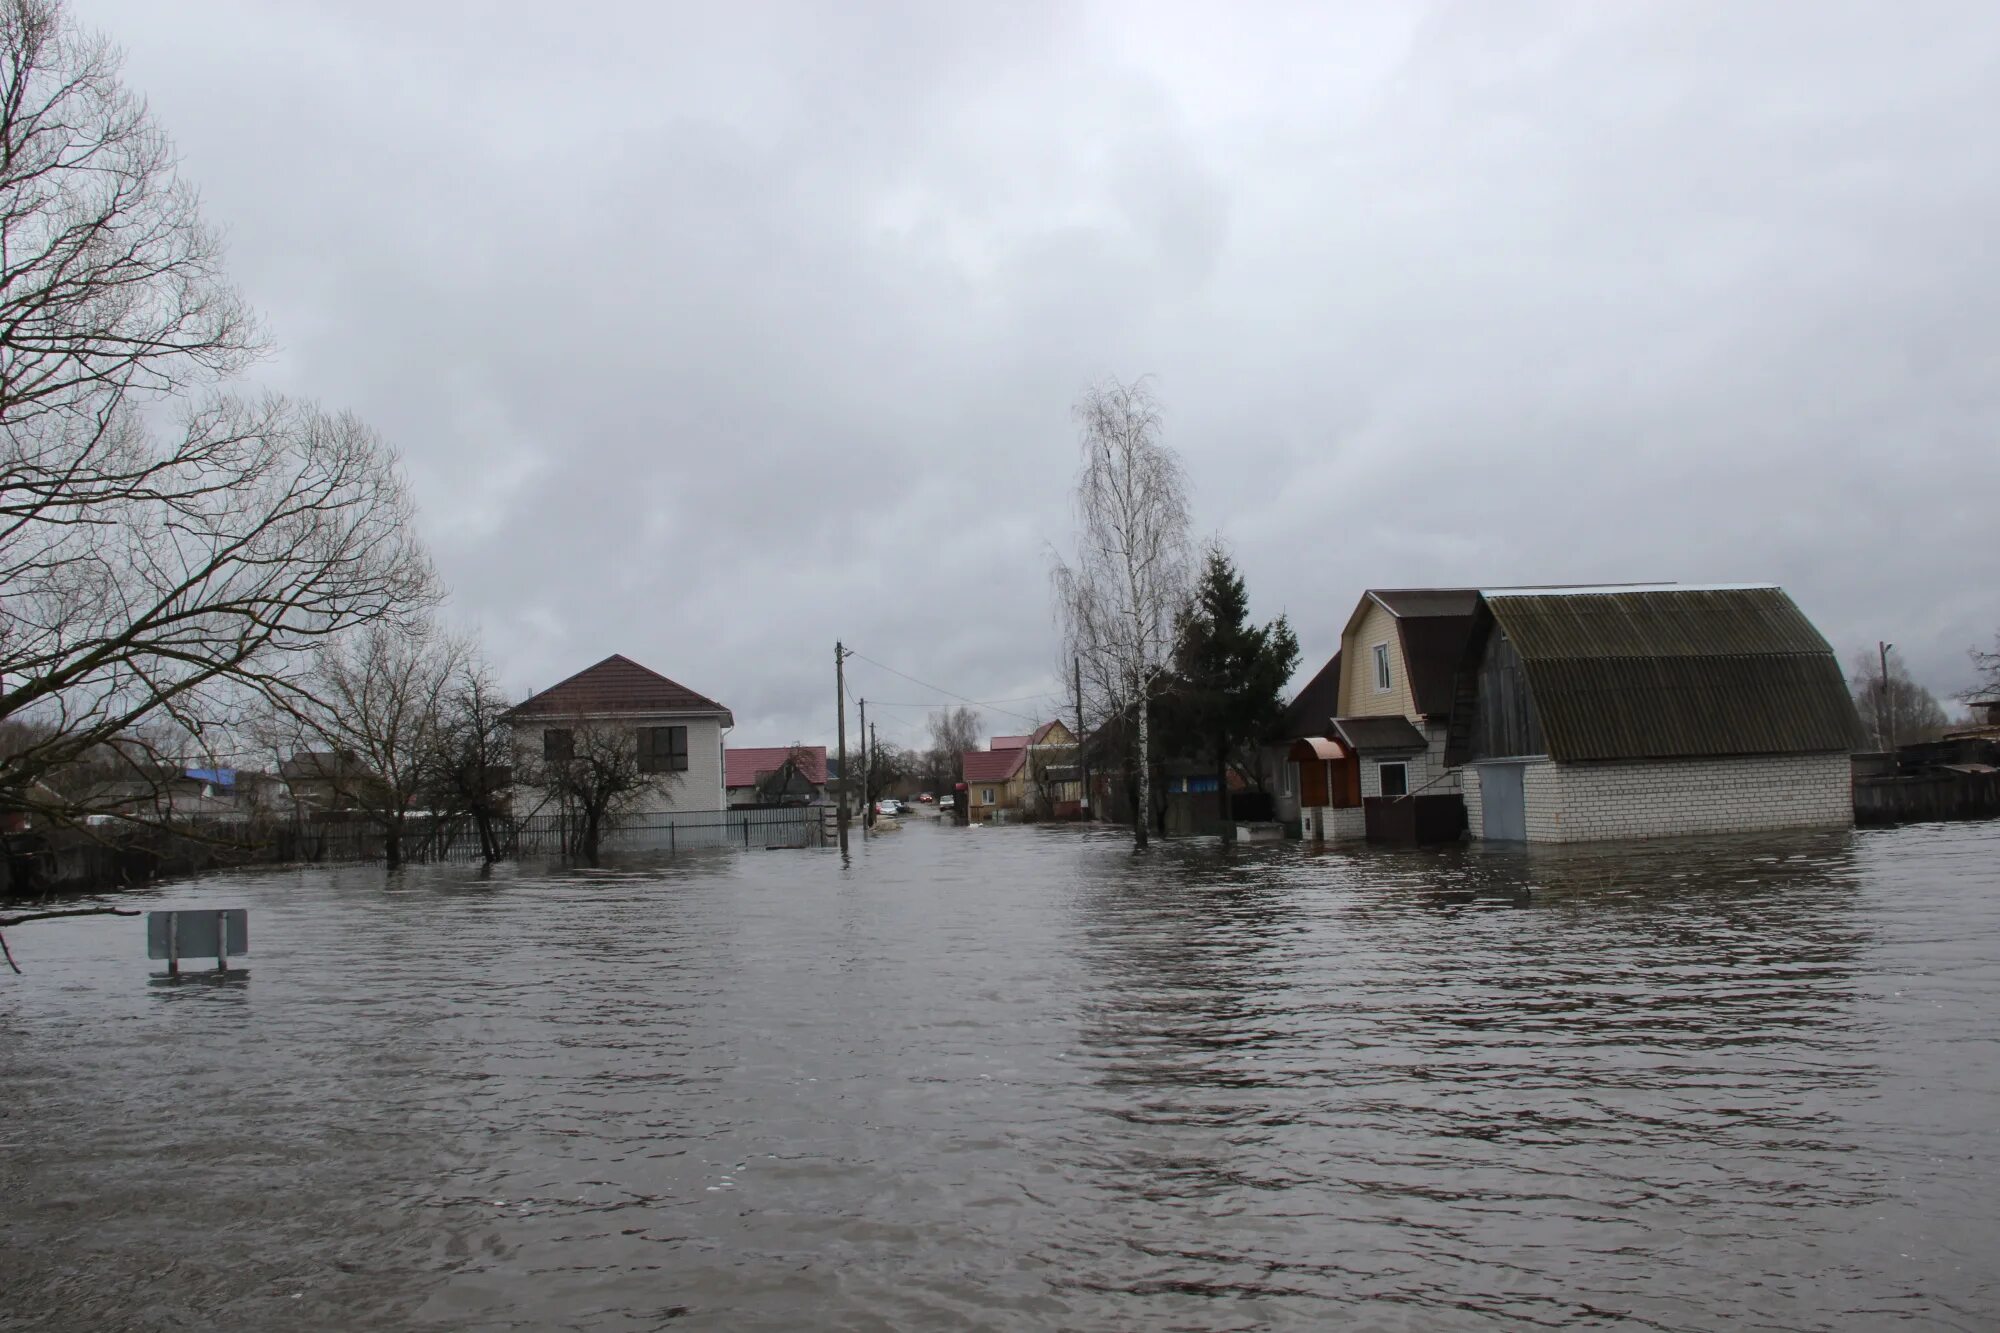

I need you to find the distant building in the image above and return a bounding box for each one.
[508,654,733,813]
[725,745,828,806]
[1455,585,1862,842]
[964,721,1080,822]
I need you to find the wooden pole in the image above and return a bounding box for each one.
[860,697,871,830]
[1879,640,1895,750]
[835,643,849,854]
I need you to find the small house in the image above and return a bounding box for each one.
[725,746,828,806]
[964,721,1080,822]
[1454,585,1862,842]
[1287,588,1480,843]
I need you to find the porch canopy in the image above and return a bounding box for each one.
[1288,736,1359,808]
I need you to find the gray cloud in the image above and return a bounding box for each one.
[77,0,2000,742]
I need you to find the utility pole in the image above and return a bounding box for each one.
[1075,656,1089,821]
[859,697,870,829]
[835,642,849,853]
[871,722,879,819]
[1879,640,1895,751]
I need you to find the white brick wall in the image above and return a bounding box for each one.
[1358,724,1460,799]
[1466,752,1851,843]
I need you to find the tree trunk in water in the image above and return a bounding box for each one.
[385,829,402,870]
[1216,749,1234,844]
[1134,695,1151,850]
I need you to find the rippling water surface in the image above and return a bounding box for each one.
[4,819,1999,1331]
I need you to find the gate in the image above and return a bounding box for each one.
[1480,763,1527,842]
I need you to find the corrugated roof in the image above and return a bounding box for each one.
[1332,716,1429,752]
[1482,587,1863,761]
[963,748,1026,782]
[510,654,731,722]
[990,735,1029,750]
[724,746,827,789]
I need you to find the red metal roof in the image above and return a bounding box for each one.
[962,748,1026,782]
[991,735,1030,750]
[724,746,827,789]
[510,654,731,720]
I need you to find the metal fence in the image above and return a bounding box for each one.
[512,806,818,856]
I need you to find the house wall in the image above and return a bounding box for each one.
[1340,599,1417,719]
[1464,752,1853,843]
[967,773,1026,823]
[512,714,728,815]
[1356,723,1460,799]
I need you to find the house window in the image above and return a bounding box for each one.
[1373,643,1392,692]
[543,728,574,762]
[638,726,689,773]
[982,787,994,804]
[1378,761,1408,797]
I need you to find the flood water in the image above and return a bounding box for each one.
[3,819,1998,1331]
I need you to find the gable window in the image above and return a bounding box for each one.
[1378,761,1408,797]
[543,728,574,762]
[1373,643,1392,692]
[638,725,689,773]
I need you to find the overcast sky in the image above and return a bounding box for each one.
[78,0,1998,747]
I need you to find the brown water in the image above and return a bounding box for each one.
[2,820,1997,1331]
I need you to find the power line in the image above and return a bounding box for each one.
[842,648,1052,726]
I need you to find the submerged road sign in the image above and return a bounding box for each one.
[147,909,248,974]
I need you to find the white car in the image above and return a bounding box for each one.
[938,795,955,810]
[875,799,901,816]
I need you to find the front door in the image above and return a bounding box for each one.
[1481,763,1527,842]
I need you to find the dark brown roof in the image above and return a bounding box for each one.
[1332,716,1429,752]
[1371,588,1479,619]
[1482,586,1863,761]
[1276,651,1342,739]
[1398,614,1478,718]
[510,654,731,721]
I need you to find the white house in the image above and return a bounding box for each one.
[508,654,732,814]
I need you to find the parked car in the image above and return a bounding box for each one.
[938,794,954,809]
[918,793,935,803]
[875,799,901,816]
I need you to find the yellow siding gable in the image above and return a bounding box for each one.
[1340,599,1417,718]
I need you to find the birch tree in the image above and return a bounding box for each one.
[1051,378,1191,849]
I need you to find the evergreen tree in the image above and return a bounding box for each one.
[1167,545,1300,843]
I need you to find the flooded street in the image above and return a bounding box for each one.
[3,820,1998,1331]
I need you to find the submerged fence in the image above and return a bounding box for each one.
[2,805,822,895]
[513,807,817,855]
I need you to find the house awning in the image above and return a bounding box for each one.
[1331,716,1429,753]
[1289,736,1349,763]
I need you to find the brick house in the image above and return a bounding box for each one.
[509,654,733,813]
[1454,585,1862,842]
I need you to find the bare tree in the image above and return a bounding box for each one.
[1050,378,1192,849]
[0,2,434,833]
[925,706,981,789]
[273,623,463,869]
[518,720,678,865]
[423,656,514,864]
[754,743,821,804]
[1852,649,1949,748]
[1969,633,2000,707]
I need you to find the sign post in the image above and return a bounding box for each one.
[148,910,248,977]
